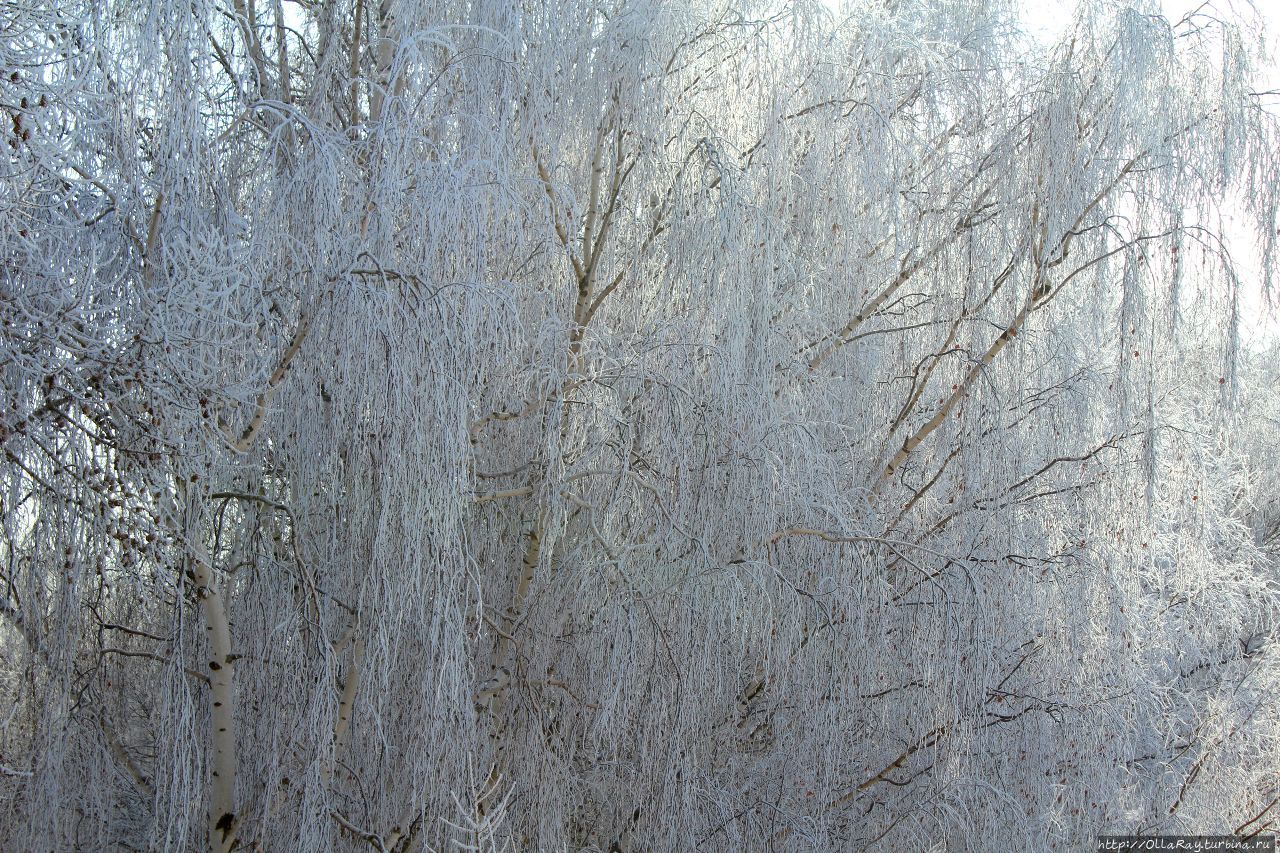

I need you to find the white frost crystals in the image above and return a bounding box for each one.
[1,0,1278,850]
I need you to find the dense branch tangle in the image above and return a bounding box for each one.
[1,2,1278,852]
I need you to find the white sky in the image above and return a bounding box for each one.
[1157,0,1278,342]
[1023,1,1280,340]
[810,1,1278,339]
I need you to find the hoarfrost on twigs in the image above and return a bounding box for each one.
[1,1,1278,850]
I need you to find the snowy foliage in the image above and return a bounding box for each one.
[1,0,1278,849]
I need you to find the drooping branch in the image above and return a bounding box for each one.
[807,190,996,372]
[219,312,310,453]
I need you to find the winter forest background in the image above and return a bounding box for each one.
[3,0,1280,850]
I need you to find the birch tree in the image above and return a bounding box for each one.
[2,0,1278,850]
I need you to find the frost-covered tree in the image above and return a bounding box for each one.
[2,0,1278,850]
